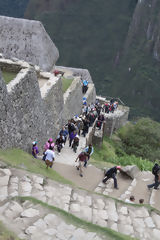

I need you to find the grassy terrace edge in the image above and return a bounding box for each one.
[0,148,73,186]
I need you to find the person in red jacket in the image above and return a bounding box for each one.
[75,152,88,177]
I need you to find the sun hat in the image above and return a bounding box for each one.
[116,166,121,170]
[32,141,37,145]
[49,138,53,142]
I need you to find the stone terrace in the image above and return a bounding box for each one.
[0,166,160,240]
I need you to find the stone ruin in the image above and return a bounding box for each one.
[0,15,129,152]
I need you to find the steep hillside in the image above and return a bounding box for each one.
[24,0,136,97]
[1,0,160,120]
[112,0,160,120]
[0,0,29,18]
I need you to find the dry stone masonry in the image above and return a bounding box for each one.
[0,166,160,240]
[0,16,59,71]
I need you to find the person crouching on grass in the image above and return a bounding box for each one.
[44,146,55,169]
[75,151,88,177]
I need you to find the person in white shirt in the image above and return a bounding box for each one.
[125,195,135,204]
[45,146,55,169]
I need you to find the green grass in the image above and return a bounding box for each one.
[0,148,73,185]
[16,196,137,240]
[2,71,17,84]
[91,137,153,171]
[62,77,73,93]
[0,220,20,240]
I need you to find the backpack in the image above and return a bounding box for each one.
[152,163,160,175]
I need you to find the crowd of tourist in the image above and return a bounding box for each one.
[32,86,120,178]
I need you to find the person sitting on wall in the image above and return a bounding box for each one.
[82,79,88,94]
[45,145,55,169]
[125,196,135,204]
[32,141,39,159]
[53,70,64,76]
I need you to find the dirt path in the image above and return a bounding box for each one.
[53,162,103,191]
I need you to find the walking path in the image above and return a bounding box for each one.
[0,167,160,240]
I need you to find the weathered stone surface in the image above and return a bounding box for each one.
[0,16,59,71]
[70,204,81,212]
[118,206,128,215]
[152,229,160,240]
[21,208,39,218]
[152,213,160,228]
[118,224,134,235]
[121,165,140,179]
[144,217,155,228]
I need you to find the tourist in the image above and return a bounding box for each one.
[139,199,144,204]
[125,196,135,204]
[69,130,77,147]
[75,151,88,177]
[59,126,68,144]
[45,146,55,169]
[82,117,89,137]
[82,79,88,94]
[43,138,55,160]
[72,135,79,153]
[84,144,94,167]
[147,163,160,190]
[32,141,39,158]
[56,134,65,154]
[53,70,64,76]
[102,166,121,189]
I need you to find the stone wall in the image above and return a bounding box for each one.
[0,66,64,152]
[63,78,83,122]
[0,58,96,152]
[0,16,59,71]
[103,106,129,137]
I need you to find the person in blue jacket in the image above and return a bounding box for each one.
[84,144,94,167]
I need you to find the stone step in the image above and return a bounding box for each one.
[0,199,104,240]
[149,189,160,211]
[120,171,153,205]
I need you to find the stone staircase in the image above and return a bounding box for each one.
[0,166,160,239]
[95,168,160,212]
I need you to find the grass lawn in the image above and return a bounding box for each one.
[0,149,73,185]
[62,76,73,93]
[2,71,17,84]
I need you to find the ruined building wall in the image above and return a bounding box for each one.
[0,16,59,71]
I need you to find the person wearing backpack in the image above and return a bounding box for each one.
[147,163,160,190]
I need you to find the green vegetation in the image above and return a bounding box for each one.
[2,71,17,84]
[0,148,73,185]
[17,196,136,240]
[0,220,20,240]
[92,118,160,171]
[118,118,160,162]
[0,0,29,18]
[62,76,73,93]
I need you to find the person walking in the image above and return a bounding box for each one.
[69,130,77,147]
[84,144,94,167]
[102,166,121,189]
[75,152,88,177]
[32,141,39,158]
[148,163,160,190]
[44,146,55,169]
